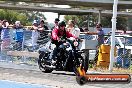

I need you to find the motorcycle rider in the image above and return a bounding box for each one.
[50,21,78,67]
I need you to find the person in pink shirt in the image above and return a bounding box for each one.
[51,21,77,44]
[50,21,78,65]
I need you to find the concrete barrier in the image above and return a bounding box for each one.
[7,51,39,58]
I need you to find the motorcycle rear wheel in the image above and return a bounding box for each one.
[38,52,53,73]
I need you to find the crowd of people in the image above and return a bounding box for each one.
[0,18,105,53]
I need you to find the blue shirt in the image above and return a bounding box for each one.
[97,29,104,45]
[1,28,10,40]
[14,29,24,42]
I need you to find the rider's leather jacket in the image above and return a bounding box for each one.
[51,28,77,41]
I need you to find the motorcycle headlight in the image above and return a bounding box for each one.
[63,43,68,46]
[74,41,79,47]
[63,43,70,48]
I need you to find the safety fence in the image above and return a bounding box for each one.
[80,34,132,73]
[0,28,50,66]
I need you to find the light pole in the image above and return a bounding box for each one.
[109,0,118,72]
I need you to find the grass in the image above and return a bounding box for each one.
[89,64,132,74]
[89,68,132,74]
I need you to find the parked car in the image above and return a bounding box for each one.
[105,35,132,55]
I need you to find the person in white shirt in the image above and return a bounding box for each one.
[31,20,39,50]
[66,20,80,37]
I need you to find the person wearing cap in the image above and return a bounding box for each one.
[49,21,78,67]
[37,20,49,44]
[38,20,49,31]
[31,20,39,50]
[31,20,39,30]
[13,21,24,50]
[13,21,23,29]
[51,18,60,30]
[54,18,60,28]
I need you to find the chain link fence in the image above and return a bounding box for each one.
[0,28,50,66]
[80,34,132,73]
[113,36,132,71]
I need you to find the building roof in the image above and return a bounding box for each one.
[6,0,132,10]
[0,3,132,16]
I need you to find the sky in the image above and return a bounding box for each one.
[43,5,70,23]
[44,12,65,23]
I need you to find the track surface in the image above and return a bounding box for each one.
[0,63,131,88]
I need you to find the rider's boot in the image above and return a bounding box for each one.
[48,52,57,68]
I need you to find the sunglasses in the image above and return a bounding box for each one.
[55,21,59,23]
[96,26,101,28]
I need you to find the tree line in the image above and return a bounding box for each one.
[64,15,127,30]
[0,9,128,31]
[0,9,46,26]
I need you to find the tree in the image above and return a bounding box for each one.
[64,15,90,28]
[0,9,46,26]
[64,14,127,30]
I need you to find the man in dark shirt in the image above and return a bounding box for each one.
[37,20,49,44]
[96,23,104,46]
[51,18,60,30]
[82,23,104,63]
[84,23,104,46]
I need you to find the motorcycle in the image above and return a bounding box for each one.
[38,37,88,74]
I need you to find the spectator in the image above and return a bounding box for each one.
[66,20,80,37]
[13,21,23,29]
[84,23,104,62]
[0,20,2,34]
[83,27,89,32]
[51,18,60,30]
[38,20,49,32]
[37,20,49,44]
[54,18,60,29]
[31,20,39,50]
[79,27,84,32]
[85,23,104,46]
[13,21,24,51]
[95,23,104,46]
[94,23,104,62]
[1,20,10,51]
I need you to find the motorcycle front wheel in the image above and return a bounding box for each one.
[74,52,88,76]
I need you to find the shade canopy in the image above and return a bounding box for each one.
[0,3,132,16]
[1,0,132,10]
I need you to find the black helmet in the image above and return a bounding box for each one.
[58,21,66,27]
[55,18,60,22]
